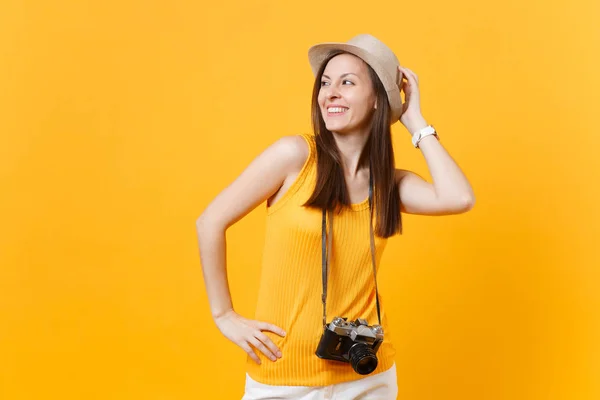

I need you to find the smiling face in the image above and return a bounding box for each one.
[317,53,377,135]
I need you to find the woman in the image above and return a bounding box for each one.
[196,34,475,399]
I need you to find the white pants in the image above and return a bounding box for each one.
[241,363,398,400]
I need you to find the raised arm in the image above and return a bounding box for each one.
[395,65,475,216]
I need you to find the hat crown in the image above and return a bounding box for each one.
[347,34,400,68]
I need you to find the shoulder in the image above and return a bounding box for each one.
[269,134,311,175]
[274,134,310,157]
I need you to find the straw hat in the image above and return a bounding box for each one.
[308,33,403,124]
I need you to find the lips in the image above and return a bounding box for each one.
[326,107,349,117]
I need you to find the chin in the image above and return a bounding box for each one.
[325,122,346,131]
[326,120,360,131]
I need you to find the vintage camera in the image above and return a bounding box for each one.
[315,317,384,375]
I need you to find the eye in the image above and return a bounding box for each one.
[320,79,354,86]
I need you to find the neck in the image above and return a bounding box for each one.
[330,131,370,179]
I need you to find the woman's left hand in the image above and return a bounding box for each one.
[398,65,428,135]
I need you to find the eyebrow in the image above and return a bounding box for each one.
[322,73,358,79]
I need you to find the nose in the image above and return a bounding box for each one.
[324,83,341,100]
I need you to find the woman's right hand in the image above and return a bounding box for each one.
[213,309,286,364]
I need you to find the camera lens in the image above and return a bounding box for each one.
[348,343,378,375]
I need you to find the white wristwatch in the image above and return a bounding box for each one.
[411,125,438,148]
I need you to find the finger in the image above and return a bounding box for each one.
[404,71,418,86]
[399,66,419,85]
[248,336,277,362]
[401,81,411,101]
[239,341,261,365]
[396,67,404,87]
[400,65,417,79]
[401,80,409,94]
[255,331,282,358]
[256,321,287,338]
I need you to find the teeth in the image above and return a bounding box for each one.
[328,107,348,113]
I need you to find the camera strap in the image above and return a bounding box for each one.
[321,166,382,328]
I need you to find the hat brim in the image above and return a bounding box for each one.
[308,42,403,124]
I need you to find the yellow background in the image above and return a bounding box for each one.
[1,0,598,399]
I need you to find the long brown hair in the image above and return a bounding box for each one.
[302,50,403,238]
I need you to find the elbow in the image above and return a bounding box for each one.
[461,194,476,212]
[195,213,205,231]
[445,194,475,214]
[196,213,215,233]
[195,214,216,250]
[195,213,206,228]
[196,212,227,234]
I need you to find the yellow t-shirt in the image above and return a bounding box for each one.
[245,132,396,386]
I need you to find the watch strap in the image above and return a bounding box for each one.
[412,125,437,148]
